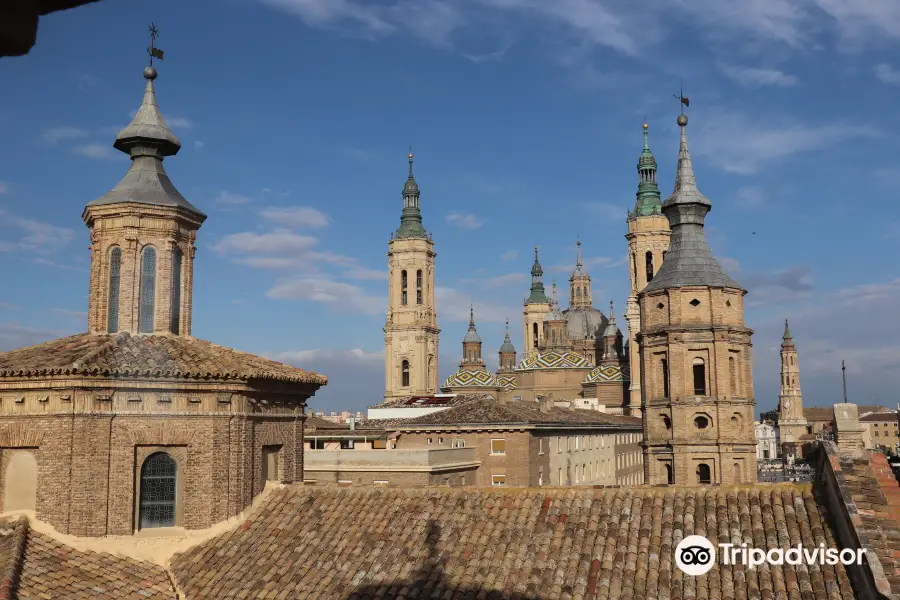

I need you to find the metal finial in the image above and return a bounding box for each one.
[673,80,690,126]
[146,22,164,72]
[408,146,414,176]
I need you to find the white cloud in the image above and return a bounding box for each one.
[719,64,798,88]
[0,211,76,255]
[725,259,814,308]
[212,231,318,255]
[266,278,386,315]
[689,111,878,174]
[215,191,253,206]
[435,286,518,323]
[343,266,388,280]
[194,140,205,150]
[268,347,385,409]
[446,211,486,230]
[260,206,330,228]
[72,144,117,160]
[500,249,518,261]
[41,127,89,145]
[50,308,88,319]
[735,186,767,209]
[874,63,900,85]
[165,117,193,129]
[0,323,68,351]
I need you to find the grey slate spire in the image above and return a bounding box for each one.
[463,305,482,343]
[544,283,565,321]
[499,318,516,353]
[783,319,794,344]
[527,246,550,304]
[87,66,205,218]
[396,151,427,239]
[571,237,587,278]
[641,113,741,293]
[603,300,619,338]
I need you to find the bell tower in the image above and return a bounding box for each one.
[624,122,670,416]
[384,152,440,401]
[778,319,807,461]
[523,246,551,358]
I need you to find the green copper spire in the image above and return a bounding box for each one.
[527,245,550,304]
[395,150,427,239]
[630,121,662,218]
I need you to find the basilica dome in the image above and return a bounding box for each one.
[562,306,608,341]
[516,350,593,371]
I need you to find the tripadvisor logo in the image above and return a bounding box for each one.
[675,535,868,576]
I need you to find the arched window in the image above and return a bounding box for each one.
[692,357,707,396]
[532,322,539,349]
[576,287,581,298]
[697,463,711,484]
[661,414,671,430]
[582,286,587,298]
[694,415,710,429]
[416,269,422,305]
[138,246,157,333]
[400,270,408,306]
[661,358,669,398]
[401,360,410,387]
[731,413,741,429]
[733,463,742,483]
[645,251,654,283]
[3,451,37,512]
[139,452,177,529]
[107,246,121,333]
[728,356,736,396]
[171,247,182,334]
[665,463,674,485]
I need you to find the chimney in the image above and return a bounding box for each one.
[348,417,355,431]
[538,396,552,413]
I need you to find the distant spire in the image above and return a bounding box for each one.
[631,121,661,218]
[783,319,793,342]
[571,237,588,278]
[527,245,550,304]
[499,318,516,354]
[469,305,475,327]
[463,304,481,343]
[641,109,741,293]
[603,300,619,338]
[395,149,426,239]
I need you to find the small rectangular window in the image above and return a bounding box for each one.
[490,439,506,455]
[372,439,387,449]
[427,438,433,445]
[538,439,544,455]
[438,437,444,444]
[338,480,353,485]
[374,480,389,486]
[491,475,506,486]
[340,439,355,449]
[310,439,325,450]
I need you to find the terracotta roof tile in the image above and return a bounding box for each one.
[171,484,856,600]
[0,332,326,385]
[859,412,899,423]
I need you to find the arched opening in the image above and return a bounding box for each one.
[694,415,710,429]
[662,250,667,262]
[645,251,654,283]
[731,413,741,429]
[171,247,182,334]
[665,463,674,485]
[728,356,736,396]
[631,254,638,289]
[576,287,581,298]
[400,270,408,306]
[401,360,410,387]
[661,414,671,430]
[733,462,742,483]
[3,451,37,512]
[138,246,157,333]
[692,357,707,396]
[532,322,539,349]
[697,463,711,485]
[138,452,177,529]
[416,269,422,305]
[107,246,121,333]
[661,357,669,398]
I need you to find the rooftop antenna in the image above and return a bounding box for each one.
[841,360,848,403]
[147,23,164,66]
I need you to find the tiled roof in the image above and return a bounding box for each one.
[0,332,326,385]
[584,364,629,384]
[442,367,499,389]
[0,516,174,600]
[804,406,888,423]
[397,396,642,428]
[304,416,356,430]
[859,412,899,423]
[171,484,857,600]
[368,392,493,410]
[516,350,593,371]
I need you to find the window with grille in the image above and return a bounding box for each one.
[401,270,408,305]
[138,246,157,333]
[401,360,410,387]
[416,270,422,305]
[139,452,177,529]
[171,247,182,334]
[107,247,121,333]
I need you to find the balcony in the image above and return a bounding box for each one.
[304,448,480,473]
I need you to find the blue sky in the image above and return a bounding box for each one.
[1,0,898,413]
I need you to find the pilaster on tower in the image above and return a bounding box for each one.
[624,121,669,416]
[384,151,440,402]
[523,246,551,358]
[778,319,807,460]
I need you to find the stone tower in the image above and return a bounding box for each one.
[384,153,440,401]
[638,111,757,486]
[461,306,484,368]
[569,238,592,309]
[778,319,808,461]
[498,319,517,374]
[624,122,670,416]
[84,66,207,336]
[523,246,551,358]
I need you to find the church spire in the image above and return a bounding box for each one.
[569,236,592,309]
[527,245,550,304]
[641,112,741,293]
[396,150,426,239]
[783,319,793,343]
[631,121,661,217]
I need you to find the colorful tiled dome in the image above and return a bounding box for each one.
[496,374,518,390]
[442,367,499,388]
[516,350,593,371]
[583,364,630,383]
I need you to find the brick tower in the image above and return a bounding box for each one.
[638,110,757,485]
[778,319,808,462]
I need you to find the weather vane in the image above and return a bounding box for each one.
[672,79,689,113]
[147,22,164,66]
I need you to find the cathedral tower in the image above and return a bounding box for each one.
[569,239,592,309]
[624,122,670,416]
[778,320,807,461]
[498,319,517,374]
[638,111,757,486]
[84,65,207,336]
[384,153,440,401]
[523,246,551,358]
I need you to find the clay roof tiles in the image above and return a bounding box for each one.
[0,332,326,385]
[170,484,858,600]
